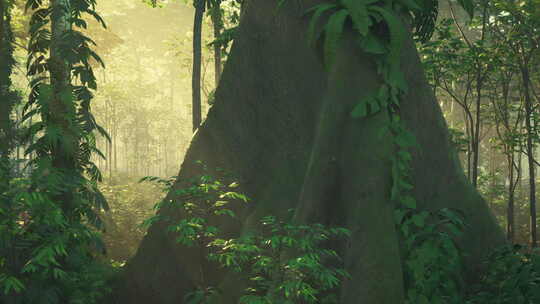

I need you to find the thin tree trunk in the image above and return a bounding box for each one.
[507,152,515,243]
[192,0,205,132]
[522,65,537,247]
[472,86,481,188]
[210,0,222,86]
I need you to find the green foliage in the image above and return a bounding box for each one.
[447,127,469,153]
[0,169,114,304]
[399,208,467,304]
[298,0,481,302]
[98,175,166,261]
[0,0,20,160]
[140,162,248,237]
[144,163,350,304]
[466,245,540,304]
[0,0,113,302]
[208,212,350,304]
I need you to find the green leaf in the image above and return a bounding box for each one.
[351,92,380,118]
[359,32,388,54]
[395,130,417,148]
[351,100,368,118]
[305,3,338,47]
[411,214,425,228]
[368,6,406,87]
[323,9,349,70]
[367,94,381,113]
[215,209,236,218]
[402,195,416,209]
[2,276,25,294]
[390,69,408,94]
[341,0,370,36]
[52,267,66,279]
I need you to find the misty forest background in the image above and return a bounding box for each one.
[1,0,540,303]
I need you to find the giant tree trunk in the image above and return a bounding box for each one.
[114,1,505,303]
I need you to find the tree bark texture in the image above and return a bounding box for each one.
[113,1,506,303]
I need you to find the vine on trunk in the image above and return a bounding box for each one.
[279,0,473,302]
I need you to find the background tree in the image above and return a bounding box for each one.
[0,0,19,161]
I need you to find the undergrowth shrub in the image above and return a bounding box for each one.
[142,162,540,304]
[465,244,540,304]
[98,175,164,261]
[0,160,117,304]
[400,208,467,304]
[141,162,350,304]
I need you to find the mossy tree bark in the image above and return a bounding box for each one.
[114,0,505,303]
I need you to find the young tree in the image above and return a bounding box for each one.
[209,0,223,86]
[192,0,205,131]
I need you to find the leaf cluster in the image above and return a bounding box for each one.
[144,164,350,304]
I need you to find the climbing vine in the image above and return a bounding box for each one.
[0,0,112,302]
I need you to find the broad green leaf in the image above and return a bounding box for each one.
[402,195,416,209]
[359,32,388,54]
[305,3,338,47]
[2,276,25,294]
[341,0,370,36]
[323,9,349,70]
[411,214,425,227]
[352,92,380,117]
[368,97,381,113]
[388,68,408,93]
[368,6,405,86]
[351,100,368,118]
